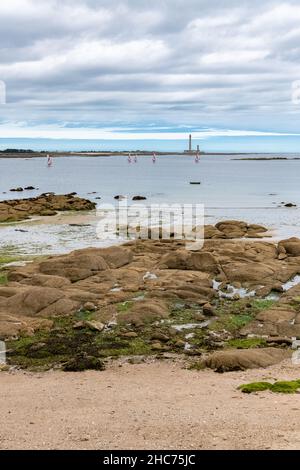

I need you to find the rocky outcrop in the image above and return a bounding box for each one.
[1,221,300,368]
[0,245,136,338]
[212,221,268,239]
[0,193,96,222]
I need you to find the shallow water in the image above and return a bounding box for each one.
[1,153,300,255]
[215,283,256,299]
[172,321,211,331]
[282,275,300,291]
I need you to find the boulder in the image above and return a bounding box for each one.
[38,298,79,317]
[203,225,225,239]
[20,274,71,288]
[0,287,24,298]
[159,250,219,274]
[255,307,296,323]
[84,320,105,332]
[222,262,275,283]
[247,224,268,233]
[203,348,291,372]
[119,300,169,326]
[159,250,190,270]
[83,301,97,311]
[215,221,248,239]
[278,238,300,257]
[39,252,109,281]
[216,220,248,230]
[190,252,220,274]
[5,287,65,316]
[96,246,133,268]
[202,303,215,316]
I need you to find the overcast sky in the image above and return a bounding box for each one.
[1,0,300,146]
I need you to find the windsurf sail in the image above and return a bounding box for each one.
[47,154,53,167]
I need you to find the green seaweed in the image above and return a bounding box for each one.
[62,354,105,372]
[226,338,267,349]
[250,299,275,311]
[271,380,300,394]
[238,382,272,393]
[6,314,154,370]
[239,380,300,394]
[116,301,134,312]
[74,309,96,321]
[210,298,275,334]
[0,272,8,285]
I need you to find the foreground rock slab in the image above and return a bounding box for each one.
[203,348,292,372]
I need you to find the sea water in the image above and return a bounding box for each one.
[1,153,300,255]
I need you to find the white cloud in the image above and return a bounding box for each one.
[0,39,169,83]
[201,50,270,65]
[0,120,299,140]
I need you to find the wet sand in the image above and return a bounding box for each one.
[1,359,299,450]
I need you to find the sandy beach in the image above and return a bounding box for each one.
[1,359,300,450]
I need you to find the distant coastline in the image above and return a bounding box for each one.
[0,149,263,158]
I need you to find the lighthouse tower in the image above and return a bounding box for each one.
[189,134,192,152]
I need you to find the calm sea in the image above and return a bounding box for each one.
[1,153,300,255]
